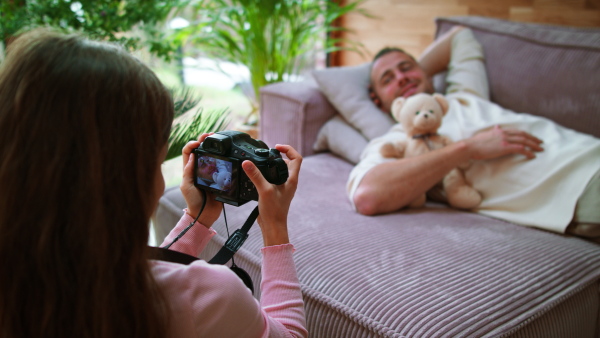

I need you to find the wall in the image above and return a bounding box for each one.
[333,0,600,66]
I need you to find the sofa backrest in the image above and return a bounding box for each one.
[434,16,600,138]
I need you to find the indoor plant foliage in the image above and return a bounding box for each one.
[167,87,229,161]
[172,0,370,124]
[0,0,183,59]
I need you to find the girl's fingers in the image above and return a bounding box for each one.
[182,153,194,182]
[275,144,302,181]
[182,140,199,166]
[242,160,270,193]
[182,133,214,167]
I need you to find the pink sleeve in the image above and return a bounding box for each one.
[159,211,216,257]
[156,214,306,337]
[152,244,307,337]
[260,244,308,338]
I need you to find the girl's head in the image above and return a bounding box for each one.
[0,28,174,220]
[0,28,173,337]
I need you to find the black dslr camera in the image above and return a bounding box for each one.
[192,131,288,206]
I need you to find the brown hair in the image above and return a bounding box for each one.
[372,46,414,63]
[0,29,173,337]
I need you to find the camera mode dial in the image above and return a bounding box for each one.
[254,148,269,157]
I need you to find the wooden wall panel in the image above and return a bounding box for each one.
[334,0,600,66]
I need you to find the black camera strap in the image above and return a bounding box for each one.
[148,245,199,265]
[208,206,258,264]
[148,206,258,264]
[148,206,259,293]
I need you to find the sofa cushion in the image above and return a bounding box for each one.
[313,115,368,164]
[312,63,396,140]
[435,16,600,138]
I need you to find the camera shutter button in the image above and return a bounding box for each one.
[255,149,269,157]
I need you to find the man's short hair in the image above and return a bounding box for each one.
[373,47,415,63]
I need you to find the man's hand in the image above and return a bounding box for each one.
[464,125,544,160]
[181,133,223,228]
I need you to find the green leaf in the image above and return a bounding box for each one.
[166,86,230,161]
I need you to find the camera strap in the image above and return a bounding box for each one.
[208,206,258,264]
[147,206,259,292]
[148,245,199,265]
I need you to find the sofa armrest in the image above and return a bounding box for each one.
[259,80,337,157]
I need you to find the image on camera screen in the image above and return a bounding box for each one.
[196,155,238,197]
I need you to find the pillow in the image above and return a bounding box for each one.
[312,63,395,140]
[313,115,368,164]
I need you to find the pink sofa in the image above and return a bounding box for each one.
[154,17,600,337]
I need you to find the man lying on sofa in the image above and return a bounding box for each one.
[347,26,600,240]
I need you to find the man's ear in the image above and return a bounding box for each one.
[368,84,381,107]
[433,93,449,115]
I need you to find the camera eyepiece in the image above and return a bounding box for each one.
[202,133,231,155]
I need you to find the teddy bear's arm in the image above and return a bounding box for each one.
[380,141,407,158]
[440,135,454,146]
[439,135,471,169]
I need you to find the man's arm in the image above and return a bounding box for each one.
[421,26,490,100]
[418,25,465,78]
[353,126,543,215]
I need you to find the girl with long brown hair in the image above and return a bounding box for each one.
[0,29,306,337]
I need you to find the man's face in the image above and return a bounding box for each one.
[370,51,434,113]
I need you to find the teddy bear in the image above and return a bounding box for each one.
[380,93,482,209]
[210,169,233,191]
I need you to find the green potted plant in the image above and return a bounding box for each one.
[170,0,371,133]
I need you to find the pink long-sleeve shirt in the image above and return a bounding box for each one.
[151,212,307,338]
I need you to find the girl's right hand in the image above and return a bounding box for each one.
[241,144,302,247]
[181,133,223,228]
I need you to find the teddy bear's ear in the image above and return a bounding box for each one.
[391,97,406,120]
[433,93,449,114]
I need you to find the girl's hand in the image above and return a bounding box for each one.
[242,144,302,246]
[181,133,223,228]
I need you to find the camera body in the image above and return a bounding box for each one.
[193,131,288,206]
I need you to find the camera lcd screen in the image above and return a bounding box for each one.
[195,151,239,199]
